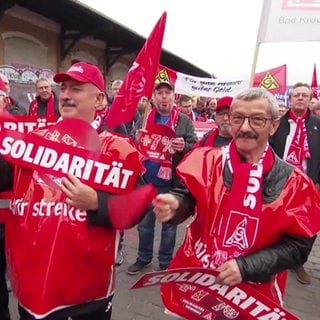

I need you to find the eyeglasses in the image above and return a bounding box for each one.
[229,113,273,129]
[180,104,192,108]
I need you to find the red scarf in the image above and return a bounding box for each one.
[187,111,196,121]
[7,97,14,105]
[144,105,179,180]
[29,93,56,116]
[285,110,310,171]
[145,105,179,131]
[195,128,219,147]
[211,141,274,265]
[93,106,109,133]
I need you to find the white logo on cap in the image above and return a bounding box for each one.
[68,65,84,74]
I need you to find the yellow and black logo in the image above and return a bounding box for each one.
[155,68,169,83]
[258,72,279,90]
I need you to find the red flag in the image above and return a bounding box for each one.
[156,64,178,84]
[253,64,287,94]
[105,12,167,128]
[311,64,318,99]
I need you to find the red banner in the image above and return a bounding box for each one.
[105,12,167,128]
[0,115,58,132]
[193,121,217,139]
[253,64,287,94]
[0,128,141,194]
[156,64,178,85]
[132,268,298,320]
[139,124,176,161]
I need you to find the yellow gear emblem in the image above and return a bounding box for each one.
[155,68,169,83]
[259,72,280,90]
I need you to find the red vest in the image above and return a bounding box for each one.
[161,147,320,318]
[5,130,141,317]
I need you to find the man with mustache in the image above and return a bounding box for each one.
[152,87,320,319]
[4,62,149,320]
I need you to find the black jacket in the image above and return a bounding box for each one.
[28,92,60,116]
[7,97,27,115]
[270,111,320,184]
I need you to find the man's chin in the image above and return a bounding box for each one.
[60,110,76,119]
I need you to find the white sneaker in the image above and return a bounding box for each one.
[115,250,124,266]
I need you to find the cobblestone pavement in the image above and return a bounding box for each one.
[9,221,320,319]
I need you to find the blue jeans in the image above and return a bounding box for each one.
[137,188,177,265]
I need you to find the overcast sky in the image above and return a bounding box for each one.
[78,0,320,84]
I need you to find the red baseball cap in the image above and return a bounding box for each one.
[54,62,105,92]
[216,96,233,111]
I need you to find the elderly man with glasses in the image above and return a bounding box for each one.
[151,87,320,319]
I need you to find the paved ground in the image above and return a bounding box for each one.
[9,220,320,319]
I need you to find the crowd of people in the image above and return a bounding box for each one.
[0,62,320,320]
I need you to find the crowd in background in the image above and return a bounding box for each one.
[0,64,320,320]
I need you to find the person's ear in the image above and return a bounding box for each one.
[94,92,105,110]
[269,118,280,136]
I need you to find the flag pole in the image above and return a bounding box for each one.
[249,0,269,86]
[249,43,260,87]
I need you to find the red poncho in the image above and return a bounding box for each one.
[161,146,320,319]
[5,125,143,318]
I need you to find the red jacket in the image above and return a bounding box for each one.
[161,146,320,318]
[5,127,141,317]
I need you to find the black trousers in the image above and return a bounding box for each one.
[18,300,112,320]
[0,234,10,320]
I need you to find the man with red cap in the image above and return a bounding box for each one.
[195,96,233,147]
[3,62,152,320]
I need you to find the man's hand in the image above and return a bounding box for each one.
[152,193,179,222]
[171,137,185,153]
[135,128,148,144]
[61,174,98,210]
[216,259,243,286]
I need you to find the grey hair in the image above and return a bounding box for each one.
[35,78,51,86]
[232,87,279,119]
